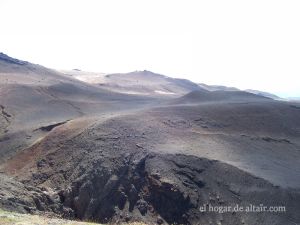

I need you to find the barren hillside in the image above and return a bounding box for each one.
[0,53,299,225]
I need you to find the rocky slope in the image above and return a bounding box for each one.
[2,105,300,224]
[0,53,300,225]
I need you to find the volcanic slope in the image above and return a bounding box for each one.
[1,53,300,225]
[0,53,155,162]
[2,98,300,225]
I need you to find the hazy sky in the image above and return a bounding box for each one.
[0,0,299,97]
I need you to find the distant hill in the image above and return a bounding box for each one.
[64,70,206,96]
[245,89,280,100]
[198,82,279,100]
[65,69,280,100]
[198,83,239,92]
[171,90,270,104]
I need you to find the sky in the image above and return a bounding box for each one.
[0,0,299,98]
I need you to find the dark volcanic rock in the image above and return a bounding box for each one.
[43,151,300,224]
[3,114,300,225]
[136,199,148,215]
[0,173,71,216]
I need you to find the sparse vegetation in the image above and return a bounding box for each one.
[0,209,96,225]
[0,209,148,225]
